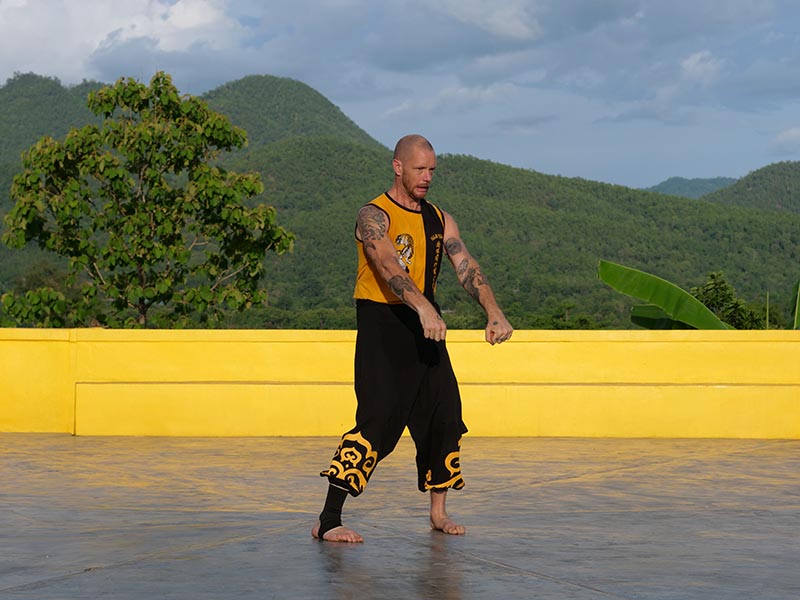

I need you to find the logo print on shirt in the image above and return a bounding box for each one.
[395,233,414,272]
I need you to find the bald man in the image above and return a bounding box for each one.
[313,134,513,543]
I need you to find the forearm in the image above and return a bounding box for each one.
[372,256,445,341]
[456,255,503,317]
[375,259,435,315]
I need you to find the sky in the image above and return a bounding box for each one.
[1,0,799,188]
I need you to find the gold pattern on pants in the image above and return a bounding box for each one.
[424,445,465,491]
[320,432,378,496]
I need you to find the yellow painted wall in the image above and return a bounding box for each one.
[1,329,798,438]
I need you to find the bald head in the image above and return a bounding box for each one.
[390,134,436,203]
[393,134,434,162]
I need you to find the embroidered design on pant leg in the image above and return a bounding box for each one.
[424,440,465,491]
[320,432,379,496]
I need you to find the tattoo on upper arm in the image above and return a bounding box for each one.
[358,206,388,241]
[445,238,463,256]
[388,275,415,300]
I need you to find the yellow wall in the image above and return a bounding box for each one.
[1,328,798,438]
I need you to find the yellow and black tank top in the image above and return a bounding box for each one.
[354,192,445,305]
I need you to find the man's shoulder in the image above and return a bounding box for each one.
[365,192,389,207]
[358,194,389,212]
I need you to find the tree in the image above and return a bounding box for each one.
[2,72,293,327]
[690,272,764,330]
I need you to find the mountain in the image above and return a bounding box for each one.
[701,161,800,213]
[646,176,737,199]
[2,73,799,328]
[203,75,385,152]
[0,73,102,163]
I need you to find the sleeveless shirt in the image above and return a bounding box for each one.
[354,193,445,304]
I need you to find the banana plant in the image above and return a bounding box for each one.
[598,260,733,330]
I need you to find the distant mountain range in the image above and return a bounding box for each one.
[1,73,799,328]
[645,176,737,199]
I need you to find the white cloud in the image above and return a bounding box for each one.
[108,0,244,53]
[769,127,800,155]
[431,0,542,40]
[384,82,517,119]
[0,0,245,85]
[681,50,725,86]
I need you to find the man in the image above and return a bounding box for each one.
[312,134,513,543]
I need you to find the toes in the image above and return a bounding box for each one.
[313,524,364,543]
[431,518,466,535]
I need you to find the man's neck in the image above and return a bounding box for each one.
[387,185,422,211]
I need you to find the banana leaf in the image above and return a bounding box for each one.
[792,281,800,330]
[630,305,693,330]
[598,259,732,330]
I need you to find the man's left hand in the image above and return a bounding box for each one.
[485,315,513,345]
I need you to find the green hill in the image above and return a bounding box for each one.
[701,161,800,213]
[203,75,385,152]
[227,141,799,328]
[646,176,737,199]
[0,73,102,163]
[2,74,799,328]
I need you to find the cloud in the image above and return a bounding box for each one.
[769,127,800,156]
[384,82,517,119]
[680,50,725,86]
[494,114,557,134]
[0,0,247,88]
[431,0,542,40]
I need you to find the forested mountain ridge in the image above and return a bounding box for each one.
[701,161,800,213]
[222,140,800,328]
[203,75,385,153]
[1,73,799,328]
[646,176,737,199]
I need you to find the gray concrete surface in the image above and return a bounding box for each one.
[1,434,798,599]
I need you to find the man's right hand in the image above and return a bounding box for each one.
[418,305,447,342]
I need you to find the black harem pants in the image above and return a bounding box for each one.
[321,300,468,496]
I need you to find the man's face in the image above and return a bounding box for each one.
[398,146,436,201]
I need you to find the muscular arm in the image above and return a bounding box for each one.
[356,204,446,341]
[443,211,513,345]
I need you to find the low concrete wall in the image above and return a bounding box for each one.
[1,328,798,437]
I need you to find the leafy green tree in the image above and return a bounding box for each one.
[2,72,293,327]
[690,272,764,330]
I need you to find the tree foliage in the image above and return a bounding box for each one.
[2,72,293,327]
[690,272,764,330]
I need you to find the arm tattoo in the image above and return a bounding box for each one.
[445,238,463,256]
[357,205,387,241]
[464,266,489,302]
[388,275,415,300]
[456,258,469,278]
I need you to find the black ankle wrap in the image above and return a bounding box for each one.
[317,483,348,539]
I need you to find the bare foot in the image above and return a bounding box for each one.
[311,521,364,543]
[430,514,466,535]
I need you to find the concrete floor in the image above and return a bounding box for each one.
[1,434,798,599]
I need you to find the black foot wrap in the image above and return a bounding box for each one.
[317,483,348,540]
